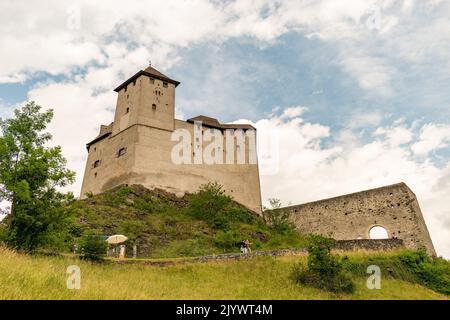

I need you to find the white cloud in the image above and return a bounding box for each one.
[282,106,308,119]
[1,0,449,93]
[374,124,413,146]
[411,123,450,156]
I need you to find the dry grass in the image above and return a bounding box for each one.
[0,246,447,300]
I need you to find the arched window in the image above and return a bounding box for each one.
[369,226,389,239]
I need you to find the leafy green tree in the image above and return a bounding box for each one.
[0,101,76,252]
[79,231,107,262]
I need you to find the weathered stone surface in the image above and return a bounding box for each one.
[334,239,404,251]
[285,183,436,256]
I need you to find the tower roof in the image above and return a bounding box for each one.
[114,66,180,92]
[187,115,256,130]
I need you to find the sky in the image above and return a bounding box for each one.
[0,0,449,257]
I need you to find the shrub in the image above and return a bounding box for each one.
[80,232,107,262]
[291,235,355,293]
[263,198,295,234]
[215,230,240,252]
[396,249,450,295]
[186,182,255,231]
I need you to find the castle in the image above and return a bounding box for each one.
[81,66,436,256]
[80,66,262,213]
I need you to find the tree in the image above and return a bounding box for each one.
[263,198,292,233]
[79,231,107,262]
[186,182,233,230]
[0,101,76,252]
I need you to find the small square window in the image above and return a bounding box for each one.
[163,82,168,88]
[150,78,155,84]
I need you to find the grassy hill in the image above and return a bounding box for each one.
[70,184,308,258]
[0,246,447,300]
[2,184,448,299]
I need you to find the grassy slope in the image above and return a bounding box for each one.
[71,185,307,258]
[0,247,446,300]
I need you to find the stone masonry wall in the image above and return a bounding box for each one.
[285,183,436,256]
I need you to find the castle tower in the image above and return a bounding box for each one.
[80,66,263,213]
[112,66,180,134]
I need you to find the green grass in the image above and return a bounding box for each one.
[71,185,308,258]
[0,246,447,300]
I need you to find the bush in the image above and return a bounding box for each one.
[396,249,450,295]
[186,182,255,231]
[291,235,355,293]
[80,232,107,262]
[215,230,240,252]
[263,198,295,234]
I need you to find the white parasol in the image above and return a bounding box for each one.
[106,234,128,244]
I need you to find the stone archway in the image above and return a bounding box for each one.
[369,225,389,239]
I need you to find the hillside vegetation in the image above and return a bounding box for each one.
[0,246,447,300]
[70,184,307,258]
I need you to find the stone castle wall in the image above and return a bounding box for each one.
[284,183,436,256]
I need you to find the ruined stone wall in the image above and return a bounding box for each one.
[285,183,436,256]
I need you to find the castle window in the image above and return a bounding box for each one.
[93,160,101,168]
[118,147,127,157]
[94,172,98,178]
[127,94,129,99]
[125,107,130,114]
[163,82,168,88]
[152,104,157,110]
[150,78,155,84]
[124,86,127,92]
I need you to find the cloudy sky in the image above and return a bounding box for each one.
[0,0,449,257]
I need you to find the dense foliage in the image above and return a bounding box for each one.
[0,102,75,252]
[342,249,450,295]
[292,235,355,293]
[79,231,107,262]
